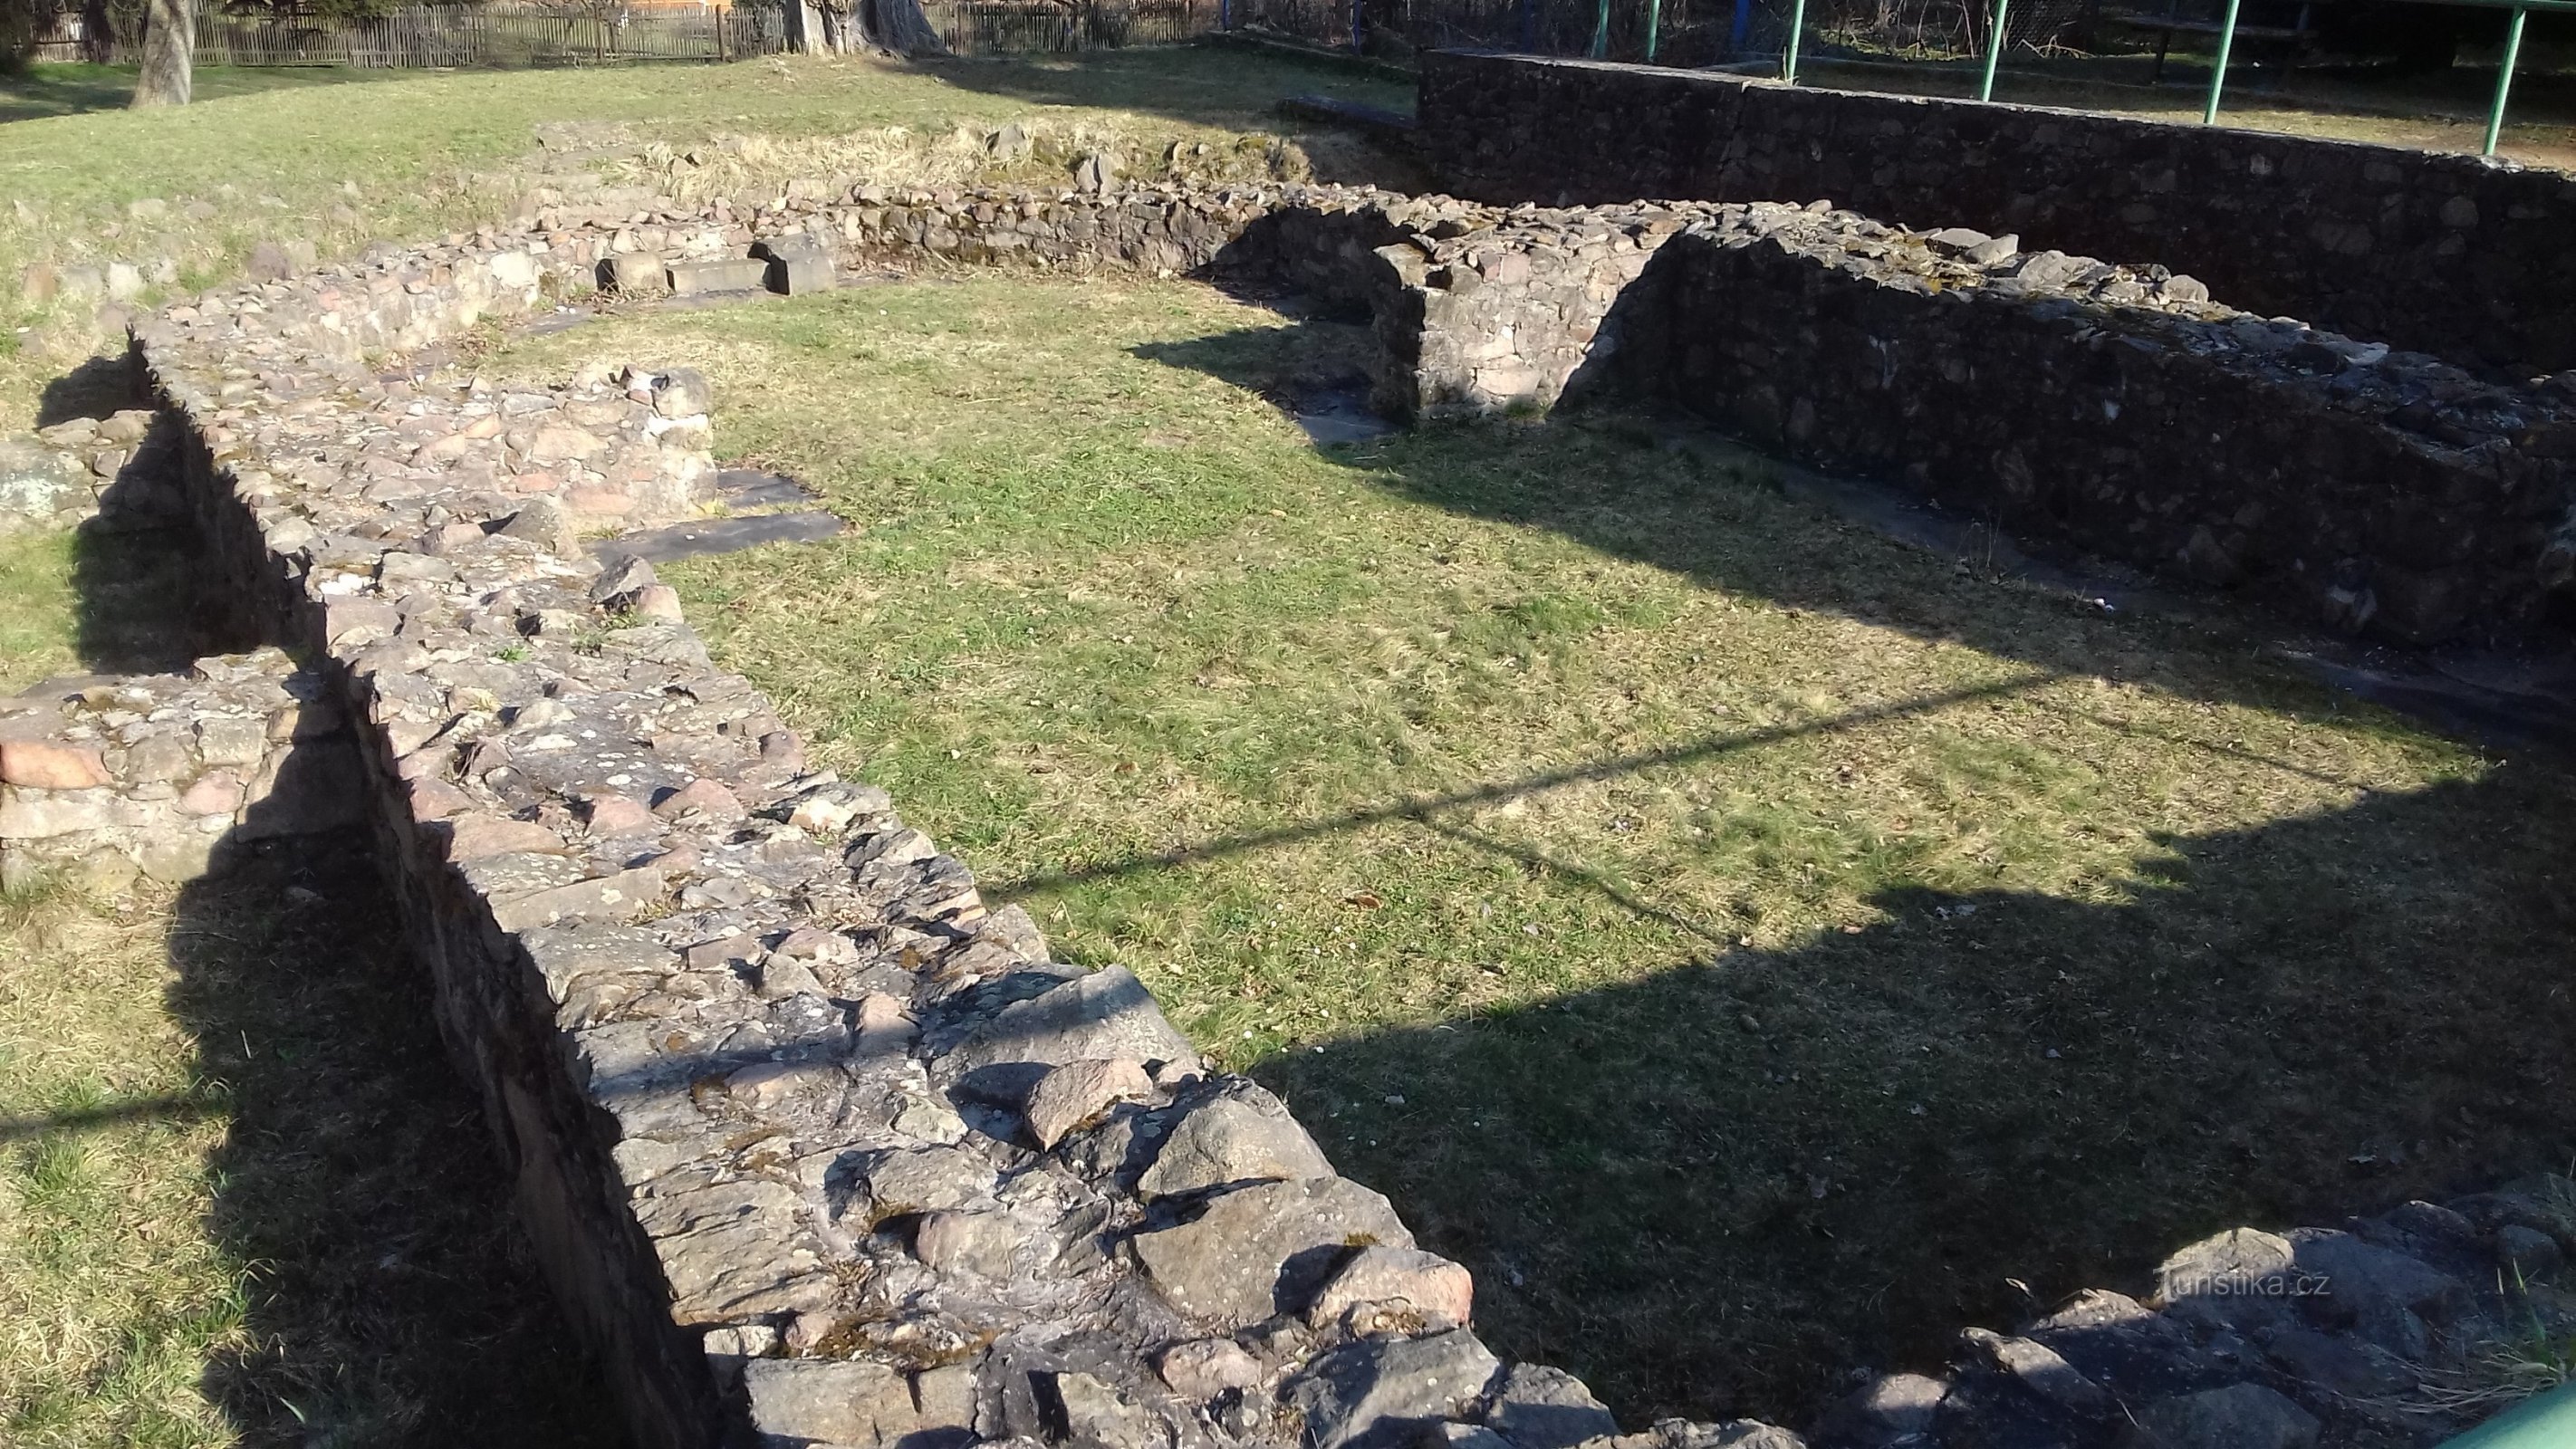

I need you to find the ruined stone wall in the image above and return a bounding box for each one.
[89,170,2576,1449]
[122,188,1794,1449]
[0,648,360,889]
[1415,51,2576,379]
[1324,193,2576,646]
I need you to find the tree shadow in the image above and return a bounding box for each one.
[0,62,392,126]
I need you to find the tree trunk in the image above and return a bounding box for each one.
[131,0,192,107]
[782,0,826,52]
[857,0,947,55]
[81,0,113,63]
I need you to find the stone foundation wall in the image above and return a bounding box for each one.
[124,188,1804,1449]
[1414,51,2576,379]
[1335,194,2576,646]
[83,170,2576,1449]
[0,648,360,889]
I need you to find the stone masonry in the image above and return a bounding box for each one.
[1416,51,2576,380]
[0,647,360,889]
[120,187,1812,1449]
[582,178,2576,648]
[25,159,2562,1449]
[1367,195,2576,644]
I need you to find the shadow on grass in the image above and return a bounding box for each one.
[38,358,255,673]
[0,62,393,126]
[1132,318,2335,719]
[1240,763,2576,1425]
[6,358,626,1444]
[1099,319,2576,1424]
[163,831,627,1445]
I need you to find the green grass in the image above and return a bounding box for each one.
[0,45,1412,429]
[0,63,399,125]
[0,532,78,691]
[0,845,623,1446]
[469,274,2576,1423]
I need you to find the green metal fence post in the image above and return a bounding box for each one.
[2202,0,2242,124]
[1783,0,1804,80]
[2485,3,2528,156]
[1977,0,2010,101]
[1647,0,1661,60]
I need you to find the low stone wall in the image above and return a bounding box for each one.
[125,187,1816,1449]
[1331,194,2576,646]
[1815,1175,2576,1449]
[84,168,2576,1449]
[0,648,360,889]
[0,407,187,534]
[1415,51,2576,379]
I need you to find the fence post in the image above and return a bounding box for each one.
[1589,0,1608,55]
[1646,0,1659,60]
[1976,0,2009,101]
[2485,3,2526,156]
[1783,0,1804,80]
[2201,0,2241,123]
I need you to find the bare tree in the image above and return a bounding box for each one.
[130,0,191,106]
[788,0,945,57]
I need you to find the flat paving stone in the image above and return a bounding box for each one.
[601,509,843,566]
[714,467,823,510]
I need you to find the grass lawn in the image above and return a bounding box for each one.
[0,63,400,125]
[464,275,2576,1423]
[0,856,623,1448]
[0,45,1411,426]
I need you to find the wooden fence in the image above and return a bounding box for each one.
[925,0,1221,52]
[31,5,792,67]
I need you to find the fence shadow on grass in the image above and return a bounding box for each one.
[1112,315,2576,1425]
[1237,763,2576,1425]
[14,366,628,1445]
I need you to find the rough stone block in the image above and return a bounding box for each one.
[1281,1329,1500,1449]
[1130,1176,1414,1328]
[667,256,769,296]
[753,235,836,295]
[601,251,669,294]
[1136,1083,1334,1198]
